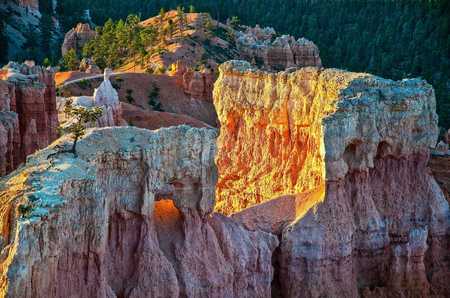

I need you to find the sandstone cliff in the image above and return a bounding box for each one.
[0,62,58,176]
[214,61,450,297]
[0,126,277,298]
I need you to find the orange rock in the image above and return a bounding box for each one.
[214,61,449,297]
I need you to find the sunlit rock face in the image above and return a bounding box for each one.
[214,60,450,297]
[0,126,277,298]
[0,62,58,176]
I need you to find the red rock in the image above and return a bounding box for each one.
[236,25,322,71]
[121,102,211,130]
[0,62,59,176]
[170,61,216,101]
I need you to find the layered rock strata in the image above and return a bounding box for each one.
[214,60,450,297]
[0,126,277,298]
[236,25,322,71]
[0,62,58,176]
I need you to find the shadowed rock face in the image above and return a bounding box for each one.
[236,25,322,71]
[61,23,97,56]
[0,126,277,298]
[213,61,450,297]
[0,62,58,177]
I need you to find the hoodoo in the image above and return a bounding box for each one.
[214,61,450,297]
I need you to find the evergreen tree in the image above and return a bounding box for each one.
[60,49,79,70]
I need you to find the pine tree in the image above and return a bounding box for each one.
[58,99,103,156]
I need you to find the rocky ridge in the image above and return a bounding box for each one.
[0,126,277,298]
[0,60,449,297]
[214,60,450,297]
[117,12,322,103]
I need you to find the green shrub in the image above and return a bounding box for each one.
[18,203,34,218]
[77,79,90,89]
[148,85,163,111]
[126,89,134,103]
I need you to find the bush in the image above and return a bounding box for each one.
[126,89,134,103]
[60,49,79,71]
[148,84,163,111]
[18,203,34,218]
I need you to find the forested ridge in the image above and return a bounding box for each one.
[2,0,450,127]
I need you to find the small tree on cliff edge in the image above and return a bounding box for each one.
[59,99,103,156]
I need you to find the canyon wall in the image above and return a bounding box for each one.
[0,126,277,298]
[0,62,58,176]
[0,1,41,60]
[214,61,450,297]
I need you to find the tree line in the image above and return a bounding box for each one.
[57,0,450,127]
[2,0,449,127]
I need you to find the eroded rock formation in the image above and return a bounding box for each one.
[214,61,450,297]
[0,62,58,176]
[57,69,123,127]
[170,61,217,102]
[61,23,97,56]
[0,126,277,298]
[236,25,322,71]
[93,69,122,126]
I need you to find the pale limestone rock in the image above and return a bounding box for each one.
[0,126,277,298]
[93,69,122,127]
